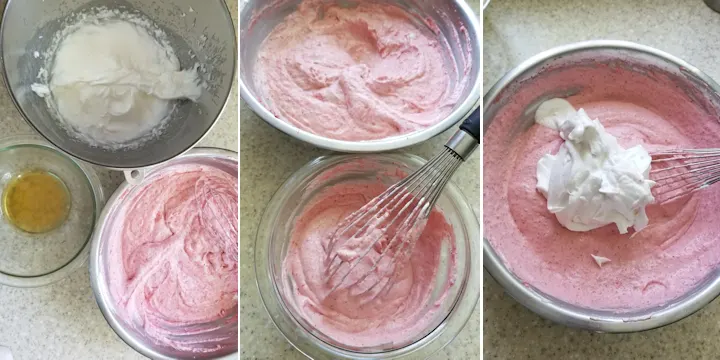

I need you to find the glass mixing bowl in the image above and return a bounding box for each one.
[255,154,480,359]
[89,148,238,360]
[0,134,104,287]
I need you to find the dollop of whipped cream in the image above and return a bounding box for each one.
[535,98,655,234]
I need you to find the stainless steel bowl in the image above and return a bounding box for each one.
[239,0,481,152]
[89,148,238,359]
[0,0,236,170]
[483,40,720,332]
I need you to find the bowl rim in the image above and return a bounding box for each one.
[482,39,720,333]
[88,147,238,360]
[0,0,238,170]
[0,134,104,288]
[238,0,482,153]
[254,153,481,359]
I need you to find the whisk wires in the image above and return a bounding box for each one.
[323,148,463,296]
[650,148,720,204]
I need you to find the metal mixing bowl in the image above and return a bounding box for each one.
[239,0,481,152]
[255,154,480,359]
[89,148,238,359]
[483,40,720,332]
[0,0,236,170]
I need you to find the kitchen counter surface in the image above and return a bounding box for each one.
[484,0,720,359]
[0,1,238,359]
[239,0,481,359]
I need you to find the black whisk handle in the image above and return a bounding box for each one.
[460,105,480,143]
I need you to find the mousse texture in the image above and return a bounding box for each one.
[107,163,238,351]
[254,0,462,141]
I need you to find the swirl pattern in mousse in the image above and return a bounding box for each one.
[107,163,238,351]
[281,180,456,348]
[253,0,463,141]
[484,62,720,311]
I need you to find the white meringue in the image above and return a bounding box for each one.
[535,98,655,234]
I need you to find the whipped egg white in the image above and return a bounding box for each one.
[534,98,655,234]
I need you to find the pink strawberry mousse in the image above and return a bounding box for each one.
[485,62,720,311]
[282,180,456,348]
[107,163,238,351]
[253,0,462,141]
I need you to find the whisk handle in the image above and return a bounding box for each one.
[446,105,480,160]
[459,105,480,142]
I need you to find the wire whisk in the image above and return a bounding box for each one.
[323,106,480,297]
[650,148,720,204]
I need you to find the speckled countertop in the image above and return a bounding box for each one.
[484,0,720,359]
[239,0,481,359]
[0,1,238,359]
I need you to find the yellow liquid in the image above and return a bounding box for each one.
[3,170,71,233]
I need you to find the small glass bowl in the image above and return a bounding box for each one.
[255,154,480,359]
[0,134,103,287]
